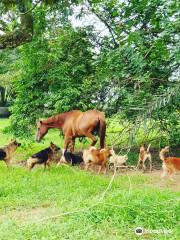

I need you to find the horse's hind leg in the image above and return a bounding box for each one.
[85,132,97,146]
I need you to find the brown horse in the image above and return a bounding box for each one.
[36,110,106,152]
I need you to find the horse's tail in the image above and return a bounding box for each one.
[99,115,106,149]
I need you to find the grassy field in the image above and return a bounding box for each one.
[0,119,180,240]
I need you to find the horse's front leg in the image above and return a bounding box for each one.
[70,138,75,153]
[64,136,72,152]
[64,135,75,153]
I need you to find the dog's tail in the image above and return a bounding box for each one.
[16,160,27,167]
[147,144,151,153]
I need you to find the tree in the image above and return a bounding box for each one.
[10,27,94,137]
[0,49,19,106]
[0,0,81,49]
[1,0,179,146]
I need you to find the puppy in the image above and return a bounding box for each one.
[57,149,83,166]
[27,142,60,170]
[137,144,152,172]
[83,147,112,174]
[109,149,128,171]
[0,140,21,166]
[159,146,180,180]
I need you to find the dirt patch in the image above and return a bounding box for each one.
[118,169,180,192]
[145,170,180,192]
[0,205,59,224]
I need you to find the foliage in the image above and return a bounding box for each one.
[10,27,94,137]
[0,0,179,145]
[0,49,19,106]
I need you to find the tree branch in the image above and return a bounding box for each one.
[87,0,119,49]
[0,1,34,49]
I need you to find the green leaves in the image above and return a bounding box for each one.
[10,27,94,138]
[0,0,179,146]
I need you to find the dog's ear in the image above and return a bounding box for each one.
[37,120,42,127]
[50,142,55,151]
[50,142,56,148]
[165,146,170,151]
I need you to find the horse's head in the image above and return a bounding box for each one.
[36,120,48,142]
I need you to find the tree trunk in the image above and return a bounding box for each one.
[0,87,6,106]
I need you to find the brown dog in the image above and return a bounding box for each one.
[137,144,152,172]
[159,146,180,180]
[0,140,21,166]
[83,147,112,174]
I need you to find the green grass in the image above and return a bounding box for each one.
[0,119,180,239]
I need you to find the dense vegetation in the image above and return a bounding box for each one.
[0,0,179,146]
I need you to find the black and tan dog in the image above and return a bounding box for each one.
[27,142,60,170]
[57,149,83,166]
[0,140,21,166]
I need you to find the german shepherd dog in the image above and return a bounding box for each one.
[27,142,60,170]
[0,140,21,166]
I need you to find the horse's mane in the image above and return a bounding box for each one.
[43,110,80,124]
